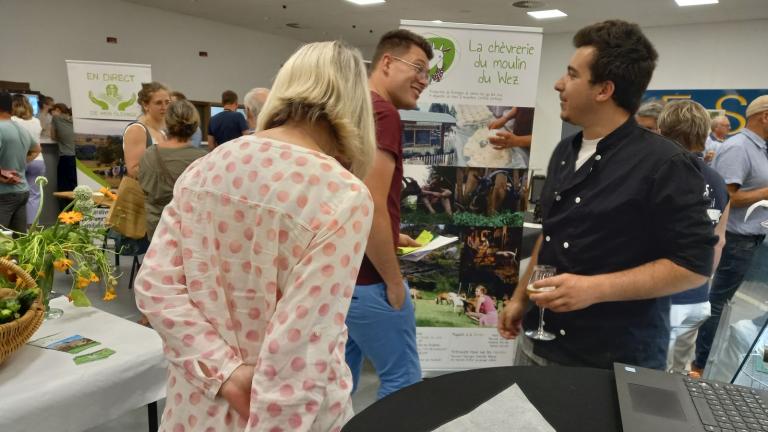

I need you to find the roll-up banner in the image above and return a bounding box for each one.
[397,20,543,371]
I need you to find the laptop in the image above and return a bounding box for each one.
[614,362,768,432]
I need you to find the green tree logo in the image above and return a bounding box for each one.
[88,84,136,111]
[428,37,456,83]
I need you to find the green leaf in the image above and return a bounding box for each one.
[69,289,91,307]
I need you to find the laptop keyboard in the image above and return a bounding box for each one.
[684,376,768,431]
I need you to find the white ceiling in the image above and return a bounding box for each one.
[125,0,768,49]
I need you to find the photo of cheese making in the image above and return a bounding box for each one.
[406,103,535,169]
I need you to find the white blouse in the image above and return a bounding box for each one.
[135,135,373,432]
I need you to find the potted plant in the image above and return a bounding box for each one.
[0,177,118,319]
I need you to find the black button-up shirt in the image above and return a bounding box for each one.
[523,117,717,369]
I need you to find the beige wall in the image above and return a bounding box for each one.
[0,0,302,104]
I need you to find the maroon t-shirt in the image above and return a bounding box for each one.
[356,92,403,285]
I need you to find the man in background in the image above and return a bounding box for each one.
[694,95,768,374]
[0,92,41,234]
[705,115,731,163]
[243,87,270,132]
[635,99,665,133]
[207,90,248,150]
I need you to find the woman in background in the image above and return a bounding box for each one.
[123,82,170,177]
[50,103,76,210]
[139,100,206,239]
[37,95,54,140]
[657,100,730,374]
[169,91,203,148]
[11,95,44,226]
[134,40,376,431]
[468,285,498,327]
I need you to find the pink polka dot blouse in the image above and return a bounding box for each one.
[134,136,374,431]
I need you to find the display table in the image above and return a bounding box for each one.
[0,297,167,432]
[342,366,621,432]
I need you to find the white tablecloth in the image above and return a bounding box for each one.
[0,297,168,432]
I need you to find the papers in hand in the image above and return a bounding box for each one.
[397,230,458,262]
[431,384,555,432]
[744,200,768,229]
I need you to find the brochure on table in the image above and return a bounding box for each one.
[398,20,543,371]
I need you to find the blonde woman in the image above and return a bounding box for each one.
[135,40,375,431]
[11,95,44,225]
[123,82,170,177]
[139,100,207,238]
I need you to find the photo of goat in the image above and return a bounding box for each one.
[399,222,521,328]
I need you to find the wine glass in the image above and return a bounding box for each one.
[525,265,557,341]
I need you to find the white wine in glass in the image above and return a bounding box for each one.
[525,265,557,341]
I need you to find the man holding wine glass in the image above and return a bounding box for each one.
[498,20,718,370]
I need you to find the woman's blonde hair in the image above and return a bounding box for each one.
[165,100,199,141]
[257,40,375,179]
[11,94,33,120]
[658,100,709,153]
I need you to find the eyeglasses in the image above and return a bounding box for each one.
[391,56,429,81]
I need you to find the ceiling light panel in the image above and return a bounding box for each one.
[345,0,386,5]
[675,0,718,5]
[527,9,567,19]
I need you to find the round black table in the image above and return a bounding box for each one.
[342,366,621,432]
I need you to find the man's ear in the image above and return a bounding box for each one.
[595,80,615,103]
[378,53,393,76]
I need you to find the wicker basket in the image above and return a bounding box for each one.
[0,257,45,365]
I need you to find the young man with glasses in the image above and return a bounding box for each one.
[344,29,432,399]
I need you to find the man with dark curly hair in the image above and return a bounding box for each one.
[498,20,717,370]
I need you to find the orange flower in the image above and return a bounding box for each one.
[100,187,117,200]
[90,273,100,283]
[58,211,84,225]
[103,287,116,302]
[76,276,91,288]
[53,258,73,272]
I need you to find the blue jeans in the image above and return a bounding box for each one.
[694,232,765,369]
[345,281,422,400]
